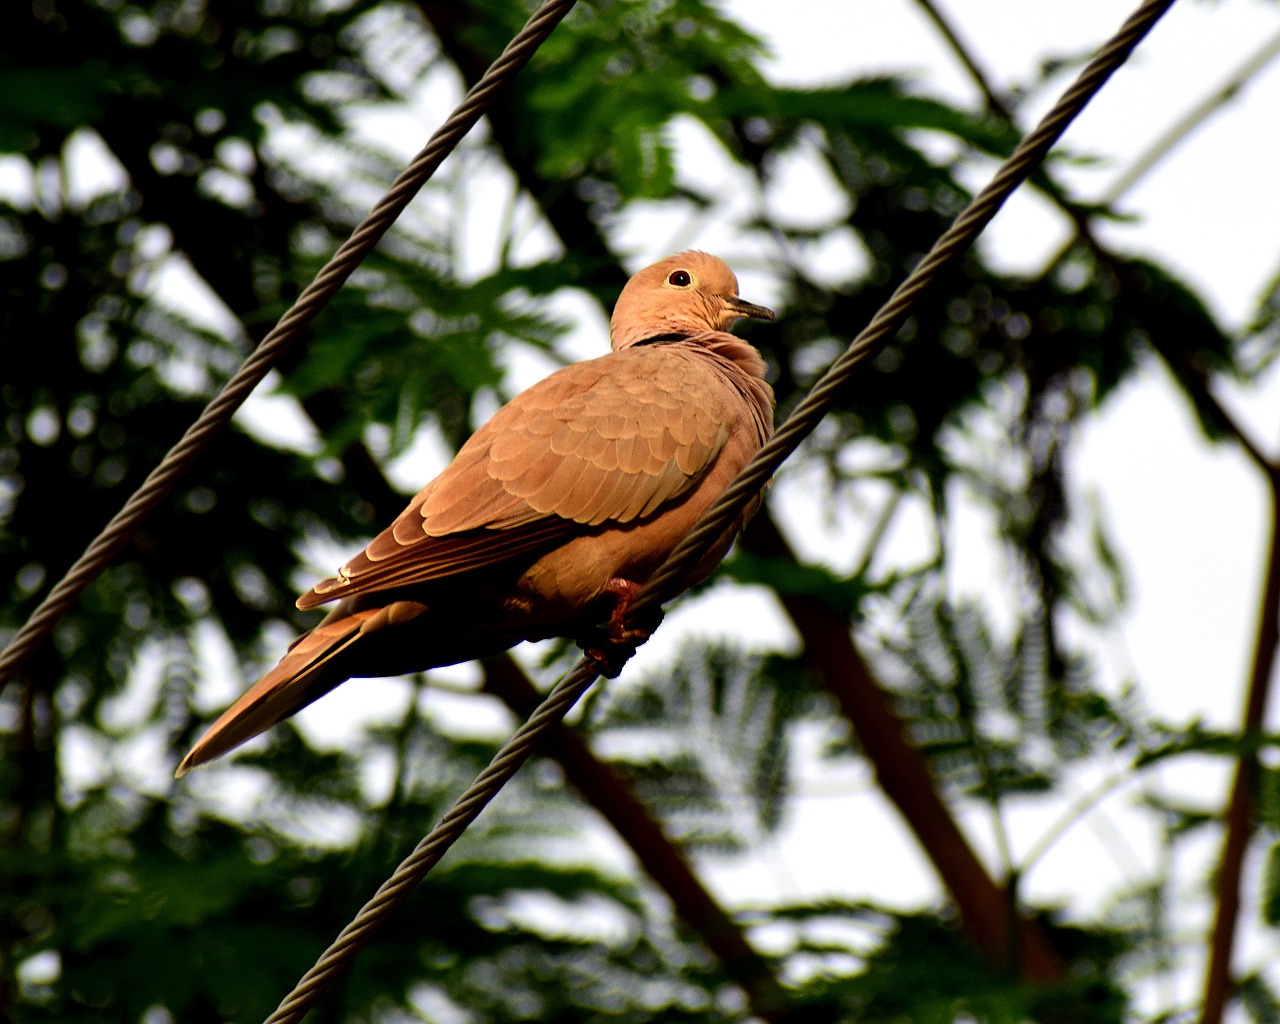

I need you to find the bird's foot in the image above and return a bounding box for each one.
[579,578,663,678]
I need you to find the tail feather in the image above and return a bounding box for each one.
[175,609,379,777]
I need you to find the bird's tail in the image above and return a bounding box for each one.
[174,600,427,777]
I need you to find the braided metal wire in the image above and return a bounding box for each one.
[264,659,601,1024]
[629,0,1177,623]
[0,0,579,690]
[262,1,1176,1019]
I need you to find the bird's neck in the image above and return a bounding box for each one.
[616,323,767,378]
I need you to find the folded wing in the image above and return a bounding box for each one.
[299,346,732,610]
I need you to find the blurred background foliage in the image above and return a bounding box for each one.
[2,0,1280,1021]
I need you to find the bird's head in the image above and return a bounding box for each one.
[609,251,775,351]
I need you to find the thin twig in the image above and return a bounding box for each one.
[1163,357,1274,474]
[913,0,1015,121]
[1102,27,1280,206]
[1020,764,1145,875]
[1040,26,1280,275]
[850,486,904,580]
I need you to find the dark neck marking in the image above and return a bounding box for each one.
[632,331,692,347]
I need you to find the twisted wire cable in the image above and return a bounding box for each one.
[263,1,1176,1019]
[0,0,579,691]
[264,659,601,1024]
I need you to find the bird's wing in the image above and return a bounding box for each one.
[299,346,732,609]
[176,600,430,775]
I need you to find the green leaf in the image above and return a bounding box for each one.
[717,77,1020,156]
[1264,843,1280,929]
[0,68,110,150]
[721,549,879,615]
[1239,970,1280,1024]
[1133,725,1280,769]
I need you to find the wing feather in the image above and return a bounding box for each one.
[298,344,738,608]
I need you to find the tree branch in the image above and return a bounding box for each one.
[742,510,1067,982]
[912,0,1014,121]
[912,5,1280,1011]
[1202,472,1280,1024]
[1101,28,1280,207]
[480,655,818,1023]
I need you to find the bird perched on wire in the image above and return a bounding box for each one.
[176,251,775,777]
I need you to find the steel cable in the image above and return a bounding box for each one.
[630,0,1177,622]
[263,659,601,1024]
[0,0,579,690]
[263,0,1176,1019]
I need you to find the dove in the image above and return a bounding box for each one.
[176,252,775,777]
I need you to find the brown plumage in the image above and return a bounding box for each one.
[176,252,775,777]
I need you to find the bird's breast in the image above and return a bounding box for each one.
[506,348,771,628]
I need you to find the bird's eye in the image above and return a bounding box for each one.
[668,270,692,287]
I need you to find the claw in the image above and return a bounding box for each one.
[579,578,663,677]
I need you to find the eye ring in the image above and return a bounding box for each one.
[668,270,692,287]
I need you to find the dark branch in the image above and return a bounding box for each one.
[743,510,1067,982]
[912,0,1015,121]
[481,656,818,1023]
[1201,478,1280,1024]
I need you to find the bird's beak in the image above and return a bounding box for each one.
[722,295,776,322]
